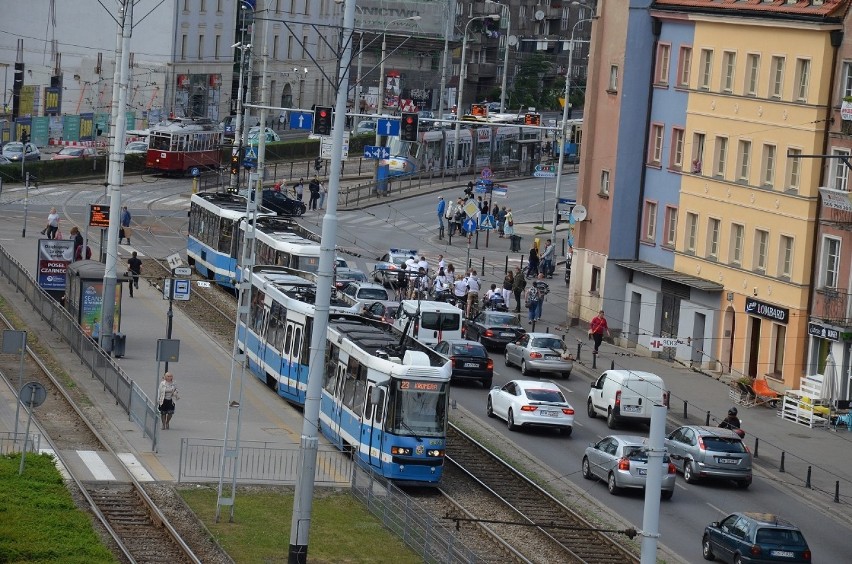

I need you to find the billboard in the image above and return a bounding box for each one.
[79,280,122,337]
[36,239,75,292]
[355,0,453,38]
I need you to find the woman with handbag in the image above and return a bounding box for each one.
[503,208,514,237]
[157,371,180,430]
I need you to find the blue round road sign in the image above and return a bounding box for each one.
[480,167,493,180]
[190,167,200,177]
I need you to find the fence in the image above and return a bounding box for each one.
[0,432,40,455]
[0,246,160,450]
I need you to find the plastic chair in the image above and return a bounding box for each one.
[753,378,780,407]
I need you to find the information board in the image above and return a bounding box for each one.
[89,204,110,228]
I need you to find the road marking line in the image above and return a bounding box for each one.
[706,502,727,515]
[117,453,155,481]
[78,450,116,481]
[676,482,687,490]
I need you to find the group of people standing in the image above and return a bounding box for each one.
[526,239,556,279]
[438,193,514,239]
[273,176,327,210]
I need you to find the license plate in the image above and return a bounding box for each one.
[638,468,647,475]
[463,362,479,368]
[718,458,738,464]
[500,332,514,337]
[770,551,794,558]
[621,405,641,413]
[545,355,559,360]
[540,410,559,417]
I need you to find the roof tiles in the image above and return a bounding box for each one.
[653,0,850,18]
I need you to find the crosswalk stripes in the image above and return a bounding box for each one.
[116,452,155,482]
[37,449,154,482]
[78,450,117,481]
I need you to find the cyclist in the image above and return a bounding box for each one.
[465,270,481,318]
[412,267,430,299]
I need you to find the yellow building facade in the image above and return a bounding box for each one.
[675,18,836,388]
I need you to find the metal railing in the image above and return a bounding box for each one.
[0,432,40,454]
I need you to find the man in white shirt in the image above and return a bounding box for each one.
[541,239,555,278]
[417,255,429,274]
[452,276,468,303]
[465,270,481,317]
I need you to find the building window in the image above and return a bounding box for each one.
[600,169,610,196]
[183,0,190,11]
[678,46,692,88]
[302,35,308,59]
[200,0,206,12]
[820,237,841,288]
[707,218,721,259]
[842,61,852,98]
[831,148,850,192]
[772,324,786,375]
[609,65,619,92]
[649,124,664,166]
[181,34,187,60]
[214,35,220,60]
[761,144,776,188]
[197,35,204,59]
[692,132,705,173]
[770,56,785,99]
[656,44,671,85]
[273,35,279,59]
[754,229,769,272]
[794,58,810,102]
[779,235,793,278]
[664,207,678,248]
[746,53,760,96]
[714,136,728,178]
[722,51,736,93]
[731,223,744,265]
[591,266,601,294]
[644,201,658,242]
[685,212,698,254]
[737,140,752,183]
[671,127,685,170]
[288,36,293,59]
[786,148,801,192]
[699,49,713,90]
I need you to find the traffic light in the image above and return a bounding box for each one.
[314,157,323,171]
[230,152,240,176]
[313,106,333,135]
[400,112,419,142]
[524,113,541,126]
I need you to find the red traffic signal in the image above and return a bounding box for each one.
[401,112,419,141]
[313,106,333,135]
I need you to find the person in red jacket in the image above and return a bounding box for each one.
[589,310,610,355]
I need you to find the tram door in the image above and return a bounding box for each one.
[281,320,304,397]
[363,384,386,471]
[328,362,347,446]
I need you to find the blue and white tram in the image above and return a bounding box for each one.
[239,266,451,485]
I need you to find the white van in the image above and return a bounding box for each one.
[587,370,668,428]
[393,300,463,346]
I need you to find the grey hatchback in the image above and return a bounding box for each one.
[665,425,752,488]
[702,512,811,563]
[582,435,677,499]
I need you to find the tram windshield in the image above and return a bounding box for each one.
[387,379,447,438]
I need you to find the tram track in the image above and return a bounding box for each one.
[0,308,212,563]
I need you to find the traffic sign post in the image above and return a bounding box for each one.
[533,164,557,178]
[376,118,400,137]
[480,167,493,180]
[242,146,258,169]
[289,111,313,130]
[363,145,390,159]
[17,381,46,475]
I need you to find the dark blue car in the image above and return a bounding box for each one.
[702,512,811,563]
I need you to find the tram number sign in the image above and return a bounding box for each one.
[89,204,110,228]
[399,380,440,391]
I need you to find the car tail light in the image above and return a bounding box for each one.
[697,436,706,451]
[521,405,538,412]
[663,391,670,407]
[486,359,494,369]
[529,352,543,359]
[484,329,494,337]
[450,357,456,368]
[668,462,677,474]
[750,545,762,557]
[802,549,811,561]
[615,390,621,408]
[617,458,630,471]
[562,408,575,415]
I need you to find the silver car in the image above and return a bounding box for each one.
[582,435,676,499]
[2,142,40,162]
[504,332,573,378]
[665,425,752,488]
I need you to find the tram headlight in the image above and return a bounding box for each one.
[427,449,444,457]
[391,446,412,455]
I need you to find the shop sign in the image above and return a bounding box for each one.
[745,297,788,324]
[808,322,839,341]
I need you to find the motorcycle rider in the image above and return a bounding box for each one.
[719,407,742,430]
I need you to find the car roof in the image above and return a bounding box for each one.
[738,513,799,528]
[349,281,386,290]
[511,379,560,391]
[441,338,484,346]
[603,435,649,446]
[525,332,563,339]
[682,425,744,439]
[603,369,663,381]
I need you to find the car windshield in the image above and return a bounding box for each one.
[703,436,747,453]
[755,528,807,546]
[531,337,564,350]
[4,143,23,153]
[60,148,83,155]
[450,343,487,357]
[623,445,671,463]
[422,312,460,330]
[358,288,388,300]
[488,313,519,325]
[524,388,565,403]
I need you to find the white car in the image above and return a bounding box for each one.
[487,379,575,436]
[356,120,377,135]
[247,126,281,144]
[125,141,148,154]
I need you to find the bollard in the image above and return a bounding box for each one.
[505,255,509,274]
[611,360,615,370]
[805,466,812,489]
[592,351,597,369]
[683,400,688,420]
[475,230,479,249]
[835,481,840,503]
[576,342,582,362]
[753,437,759,459]
[705,411,711,426]
[481,257,485,274]
[779,451,786,473]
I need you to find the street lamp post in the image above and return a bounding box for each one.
[228,4,252,193]
[452,14,500,176]
[485,0,511,114]
[437,0,452,121]
[551,17,594,244]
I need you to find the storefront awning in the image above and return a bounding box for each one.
[614,260,724,292]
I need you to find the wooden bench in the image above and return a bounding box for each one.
[753,378,780,407]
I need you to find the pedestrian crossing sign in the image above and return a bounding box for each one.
[479,215,496,230]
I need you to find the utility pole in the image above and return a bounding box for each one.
[99,0,133,354]
[288,0,355,560]
[229,5,253,194]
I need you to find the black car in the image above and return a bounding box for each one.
[261,189,306,216]
[360,300,400,325]
[434,339,493,388]
[463,310,525,350]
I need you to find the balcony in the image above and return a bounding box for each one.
[813,288,852,328]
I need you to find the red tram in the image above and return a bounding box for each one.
[145,118,223,175]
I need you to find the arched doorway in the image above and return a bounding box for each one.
[721,305,736,374]
[281,84,293,108]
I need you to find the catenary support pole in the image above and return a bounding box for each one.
[640,404,666,563]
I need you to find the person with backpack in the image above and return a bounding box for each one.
[308,177,320,210]
[526,273,550,324]
[512,266,526,313]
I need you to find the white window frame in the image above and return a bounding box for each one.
[699,49,713,90]
[672,128,685,170]
[761,144,776,188]
[722,51,736,93]
[707,218,721,259]
[714,136,728,178]
[779,235,793,279]
[842,61,852,99]
[664,206,678,247]
[754,229,769,272]
[786,147,802,192]
[831,148,850,192]
[650,124,664,165]
[731,223,744,265]
[609,65,619,92]
[645,201,658,241]
[746,53,760,96]
[737,140,752,183]
[678,46,692,88]
[820,236,841,289]
[794,58,810,102]
[770,56,785,99]
[657,44,671,85]
[600,169,610,195]
[692,132,705,173]
[686,213,699,254]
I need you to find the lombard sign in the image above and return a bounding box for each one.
[808,322,840,341]
[745,297,788,324]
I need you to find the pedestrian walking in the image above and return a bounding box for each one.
[120,205,132,244]
[308,177,320,210]
[512,266,526,313]
[42,207,60,239]
[526,274,549,324]
[318,180,327,209]
[527,245,540,278]
[70,226,85,261]
[127,251,142,297]
[497,206,507,237]
[502,270,514,309]
[437,196,446,239]
[503,209,515,237]
[541,239,555,278]
[444,198,456,235]
[157,371,180,430]
[295,178,304,201]
[589,310,611,355]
